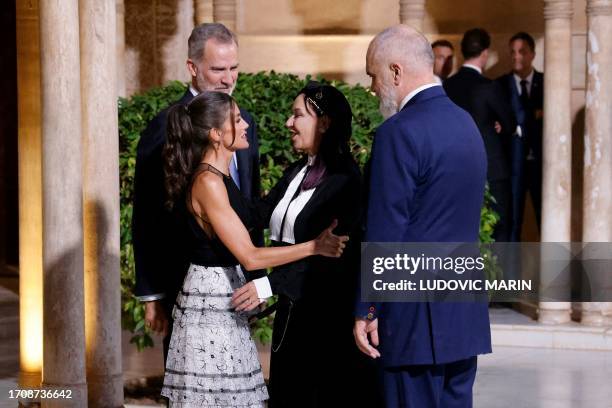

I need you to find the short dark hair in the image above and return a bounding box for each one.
[461,28,491,59]
[509,32,535,52]
[432,39,454,51]
[188,23,237,62]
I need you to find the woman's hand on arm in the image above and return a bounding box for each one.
[193,174,349,272]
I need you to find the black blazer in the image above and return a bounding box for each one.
[496,70,544,163]
[132,90,262,300]
[252,157,363,303]
[444,67,517,181]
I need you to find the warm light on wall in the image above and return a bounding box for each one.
[17,0,44,379]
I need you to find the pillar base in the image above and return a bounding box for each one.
[87,373,124,408]
[40,383,87,408]
[538,303,571,324]
[19,371,41,388]
[581,310,606,326]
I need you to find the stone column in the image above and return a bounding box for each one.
[80,0,124,406]
[116,0,126,97]
[582,0,612,327]
[213,0,236,31]
[399,0,426,32]
[16,0,43,387]
[39,0,87,406]
[195,0,214,25]
[538,0,573,324]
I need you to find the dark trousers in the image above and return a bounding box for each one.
[509,136,525,242]
[382,356,478,408]
[268,296,382,408]
[524,159,542,228]
[509,138,542,242]
[162,297,174,363]
[489,179,512,243]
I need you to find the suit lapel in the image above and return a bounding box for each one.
[178,90,194,105]
[292,173,346,241]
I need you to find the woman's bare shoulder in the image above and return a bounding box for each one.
[192,171,227,199]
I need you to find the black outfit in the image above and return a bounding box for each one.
[251,158,380,408]
[496,71,543,240]
[444,67,517,242]
[131,90,263,359]
[183,164,256,267]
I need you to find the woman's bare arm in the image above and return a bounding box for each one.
[192,172,347,271]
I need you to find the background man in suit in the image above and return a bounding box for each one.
[497,32,543,241]
[354,25,491,407]
[132,23,262,358]
[432,39,454,81]
[444,28,517,243]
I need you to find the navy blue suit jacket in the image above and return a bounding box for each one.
[496,71,544,163]
[357,86,492,367]
[132,90,262,302]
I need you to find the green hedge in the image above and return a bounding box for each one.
[119,71,498,350]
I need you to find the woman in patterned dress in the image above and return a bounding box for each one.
[160,91,348,407]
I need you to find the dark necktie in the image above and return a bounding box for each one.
[520,79,530,110]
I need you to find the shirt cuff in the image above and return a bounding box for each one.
[515,125,523,138]
[253,277,273,300]
[136,293,166,302]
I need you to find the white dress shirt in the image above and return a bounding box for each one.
[253,156,317,300]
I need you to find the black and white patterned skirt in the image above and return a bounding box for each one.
[161,264,268,407]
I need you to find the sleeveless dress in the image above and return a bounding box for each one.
[161,163,268,408]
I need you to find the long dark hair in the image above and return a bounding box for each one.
[299,81,355,190]
[163,91,236,209]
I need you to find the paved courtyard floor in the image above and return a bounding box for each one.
[475,346,612,408]
[1,343,611,407]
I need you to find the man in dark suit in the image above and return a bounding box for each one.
[444,28,517,243]
[354,25,491,407]
[497,32,543,241]
[131,23,262,357]
[432,39,454,81]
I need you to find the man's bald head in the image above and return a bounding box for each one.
[366,25,436,119]
[367,25,434,77]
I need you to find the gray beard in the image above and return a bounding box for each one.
[379,98,399,120]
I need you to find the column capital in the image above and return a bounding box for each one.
[587,0,612,17]
[213,0,236,32]
[399,0,426,25]
[544,0,573,20]
[195,0,213,25]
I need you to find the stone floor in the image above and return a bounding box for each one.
[2,342,611,407]
[475,346,612,408]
